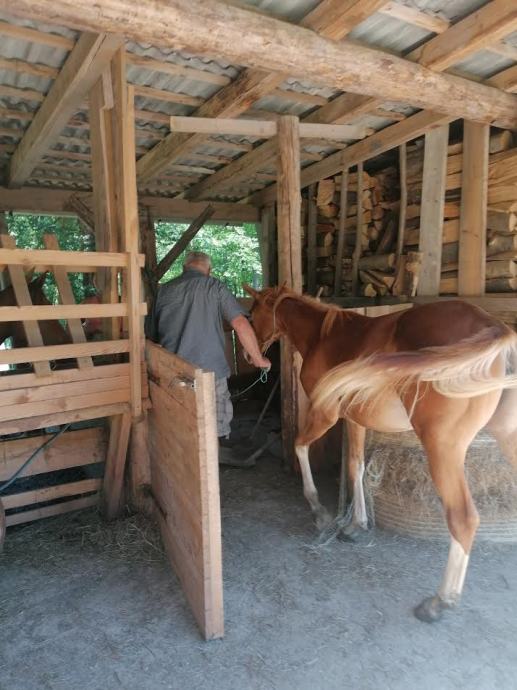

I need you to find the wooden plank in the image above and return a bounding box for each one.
[0,387,130,422]
[353,162,366,297]
[0,234,50,377]
[334,169,348,297]
[396,142,407,264]
[170,116,369,140]
[0,427,106,482]
[488,64,517,93]
[458,122,489,296]
[307,184,317,296]
[300,0,388,39]
[417,125,449,296]
[0,303,146,321]
[0,247,144,268]
[2,478,102,510]
[0,402,130,435]
[133,84,203,107]
[0,374,129,408]
[0,362,129,392]
[412,0,517,72]
[102,411,131,519]
[8,32,124,187]
[0,20,75,51]
[111,50,143,419]
[0,339,130,366]
[147,343,223,639]
[5,494,99,527]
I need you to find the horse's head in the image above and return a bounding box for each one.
[243,283,289,353]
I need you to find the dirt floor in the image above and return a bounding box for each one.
[1,456,517,690]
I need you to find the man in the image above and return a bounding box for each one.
[148,251,270,464]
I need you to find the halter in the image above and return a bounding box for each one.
[257,292,288,354]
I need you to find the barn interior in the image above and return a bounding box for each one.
[1,0,517,686]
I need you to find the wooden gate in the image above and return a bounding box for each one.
[146,341,223,640]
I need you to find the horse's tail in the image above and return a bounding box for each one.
[311,326,517,417]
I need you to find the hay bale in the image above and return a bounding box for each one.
[364,431,517,543]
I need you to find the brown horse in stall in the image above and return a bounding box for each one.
[244,285,517,622]
[0,273,70,349]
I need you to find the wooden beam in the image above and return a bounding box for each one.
[170,116,369,139]
[155,205,214,281]
[489,64,517,93]
[0,303,146,322]
[6,0,517,128]
[411,0,517,71]
[0,187,258,222]
[380,2,449,34]
[0,247,144,269]
[8,32,124,187]
[132,0,404,182]
[334,169,348,298]
[352,162,363,296]
[0,339,130,366]
[277,115,301,469]
[458,122,489,296]
[418,125,449,296]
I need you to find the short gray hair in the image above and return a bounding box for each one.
[184,251,212,269]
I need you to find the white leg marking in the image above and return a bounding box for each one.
[295,445,319,510]
[438,537,470,605]
[352,462,367,529]
[295,445,330,529]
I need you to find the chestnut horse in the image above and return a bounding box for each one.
[244,285,517,622]
[0,273,70,349]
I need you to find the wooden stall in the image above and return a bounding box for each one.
[0,0,517,640]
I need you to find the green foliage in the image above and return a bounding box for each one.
[4,214,263,303]
[4,213,96,304]
[155,221,262,295]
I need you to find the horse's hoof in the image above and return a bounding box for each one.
[414,596,446,623]
[315,508,332,531]
[337,530,357,543]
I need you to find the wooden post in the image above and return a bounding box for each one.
[102,410,132,519]
[89,70,119,340]
[307,184,317,295]
[352,161,364,295]
[110,50,142,419]
[258,207,270,287]
[458,121,489,296]
[334,168,348,297]
[418,125,449,295]
[277,115,302,467]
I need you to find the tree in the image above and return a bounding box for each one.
[155,221,262,294]
[4,213,96,304]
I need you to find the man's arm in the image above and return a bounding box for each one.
[231,315,271,370]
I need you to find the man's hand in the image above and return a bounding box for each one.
[231,315,272,371]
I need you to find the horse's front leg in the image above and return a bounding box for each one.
[296,406,337,531]
[339,419,368,539]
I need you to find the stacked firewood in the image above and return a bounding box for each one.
[304,166,411,297]
[401,130,517,293]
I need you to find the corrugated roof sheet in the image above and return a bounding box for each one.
[0,0,515,201]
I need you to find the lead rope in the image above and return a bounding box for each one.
[230,368,268,400]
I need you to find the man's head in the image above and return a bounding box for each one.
[183,251,212,275]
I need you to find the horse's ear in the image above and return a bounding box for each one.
[242,283,260,299]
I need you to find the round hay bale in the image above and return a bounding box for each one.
[364,430,517,543]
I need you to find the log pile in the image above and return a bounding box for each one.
[401,130,517,294]
[304,166,413,297]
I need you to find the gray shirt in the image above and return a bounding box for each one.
[148,268,246,378]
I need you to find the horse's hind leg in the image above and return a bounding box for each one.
[296,405,338,531]
[414,435,479,623]
[486,388,517,468]
[339,420,367,539]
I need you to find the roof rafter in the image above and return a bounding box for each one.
[8,32,124,188]
[135,0,388,182]
[187,0,517,200]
